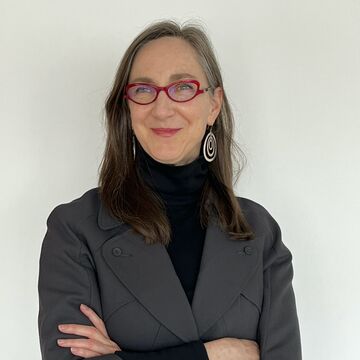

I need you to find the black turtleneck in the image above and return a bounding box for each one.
[115,144,210,360]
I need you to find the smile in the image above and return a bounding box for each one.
[151,128,181,137]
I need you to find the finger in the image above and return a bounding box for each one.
[80,304,109,337]
[70,346,101,358]
[58,324,107,344]
[57,338,109,354]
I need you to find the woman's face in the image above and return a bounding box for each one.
[127,36,223,166]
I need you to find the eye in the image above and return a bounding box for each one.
[172,82,196,93]
[178,83,195,91]
[134,85,152,94]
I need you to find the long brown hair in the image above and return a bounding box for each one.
[98,19,254,245]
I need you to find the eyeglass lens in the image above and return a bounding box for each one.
[127,81,198,104]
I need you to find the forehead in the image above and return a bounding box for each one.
[129,37,206,84]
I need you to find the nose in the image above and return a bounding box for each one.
[151,89,175,118]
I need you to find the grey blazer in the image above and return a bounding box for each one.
[38,187,301,360]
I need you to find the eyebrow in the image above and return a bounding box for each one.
[130,73,197,83]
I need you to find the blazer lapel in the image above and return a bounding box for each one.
[98,201,259,341]
[191,217,260,337]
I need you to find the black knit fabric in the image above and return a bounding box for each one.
[115,340,209,360]
[115,143,209,360]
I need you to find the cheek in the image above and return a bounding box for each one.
[179,102,209,127]
[129,106,150,128]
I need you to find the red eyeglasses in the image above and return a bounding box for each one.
[124,79,212,105]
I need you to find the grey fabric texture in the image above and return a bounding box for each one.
[37,187,302,359]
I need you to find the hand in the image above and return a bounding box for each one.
[57,303,121,358]
[204,337,259,360]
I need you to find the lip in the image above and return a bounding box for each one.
[151,128,181,137]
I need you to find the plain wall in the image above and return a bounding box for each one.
[1,0,359,358]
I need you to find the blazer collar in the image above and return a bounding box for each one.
[98,200,260,342]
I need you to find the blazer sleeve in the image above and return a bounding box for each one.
[37,206,209,360]
[257,215,302,360]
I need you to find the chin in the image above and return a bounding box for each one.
[147,148,181,163]
[153,153,180,164]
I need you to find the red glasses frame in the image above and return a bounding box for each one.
[123,79,212,105]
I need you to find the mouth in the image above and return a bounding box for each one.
[151,128,182,137]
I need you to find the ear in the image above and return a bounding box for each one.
[207,87,223,126]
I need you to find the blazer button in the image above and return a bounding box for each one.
[244,246,253,255]
[112,247,123,256]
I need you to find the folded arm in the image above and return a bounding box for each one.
[38,206,209,360]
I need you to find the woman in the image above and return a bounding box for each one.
[38,20,302,360]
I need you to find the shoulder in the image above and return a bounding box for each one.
[46,187,100,228]
[236,196,282,252]
[236,196,280,234]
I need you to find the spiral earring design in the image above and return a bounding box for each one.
[203,126,217,162]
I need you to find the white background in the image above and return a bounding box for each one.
[1,0,359,358]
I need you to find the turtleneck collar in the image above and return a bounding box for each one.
[136,142,209,206]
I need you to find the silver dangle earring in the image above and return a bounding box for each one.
[132,133,136,159]
[203,125,217,162]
